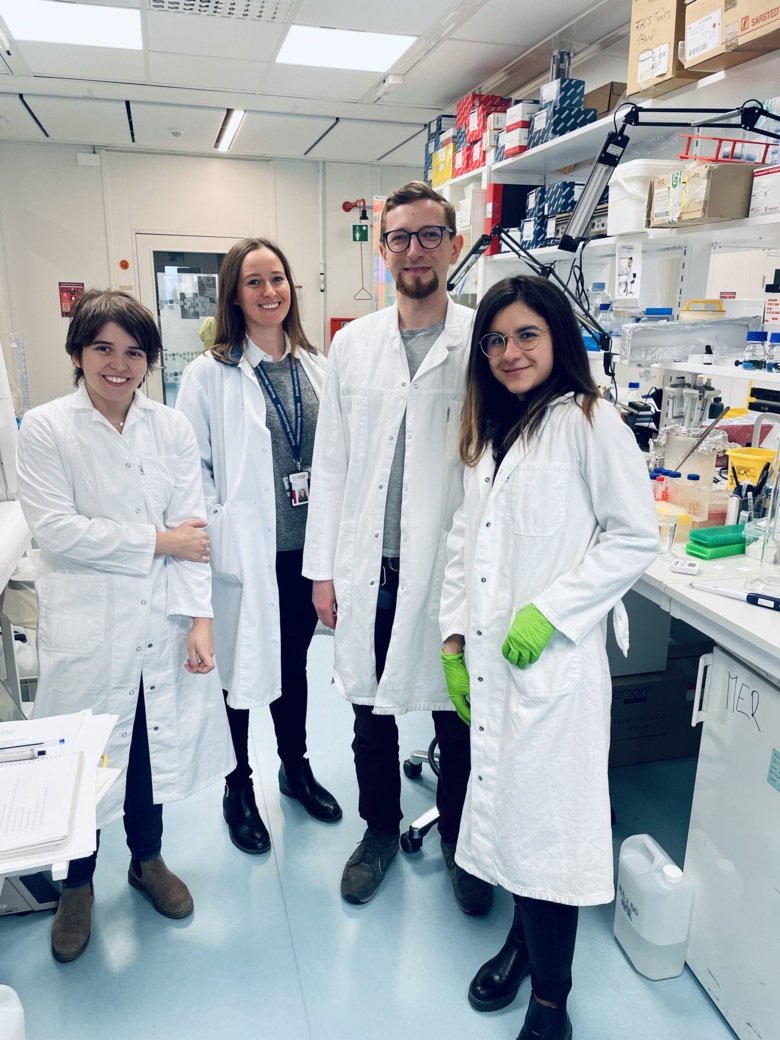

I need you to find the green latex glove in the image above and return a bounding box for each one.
[502,604,555,669]
[440,649,471,726]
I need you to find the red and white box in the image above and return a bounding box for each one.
[505,99,540,129]
[749,164,780,217]
[456,92,511,143]
[503,125,530,158]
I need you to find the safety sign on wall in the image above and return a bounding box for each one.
[59,281,85,317]
[352,225,368,242]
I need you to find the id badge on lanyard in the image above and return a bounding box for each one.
[256,356,308,507]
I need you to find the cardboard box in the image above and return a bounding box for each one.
[750,164,780,216]
[609,655,703,767]
[684,0,780,71]
[503,125,530,157]
[545,180,585,216]
[627,0,706,97]
[583,81,628,117]
[519,216,547,249]
[526,185,546,216]
[456,91,511,142]
[647,163,756,226]
[426,114,456,139]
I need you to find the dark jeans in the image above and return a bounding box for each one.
[64,677,163,888]
[225,549,318,789]
[513,894,579,1006]
[351,557,471,842]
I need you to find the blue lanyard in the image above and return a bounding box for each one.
[255,355,304,468]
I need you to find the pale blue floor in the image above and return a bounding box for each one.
[0,635,737,1040]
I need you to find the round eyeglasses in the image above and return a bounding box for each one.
[381,225,454,253]
[479,326,549,358]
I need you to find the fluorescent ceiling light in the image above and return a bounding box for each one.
[214,109,245,153]
[0,0,142,49]
[276,26,415,73]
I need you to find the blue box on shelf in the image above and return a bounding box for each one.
[526,185,546,216]
[539,77,585,110]
[519,216,547,250]
[545,181,583,215]
[426,114,456,139]
[528,104,597,149]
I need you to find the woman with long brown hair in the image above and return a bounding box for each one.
[439,275,659,1040]
[177,238,341,856]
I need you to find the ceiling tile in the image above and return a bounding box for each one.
[147,51,265,92]
[452,0,582,46]
[306,119,424,162]
[13,42,146,81]
[292,0,454,35]
[257,63,377,102]
[0,94,47,140]
[130,101,225,151]
[234,110,335,157]
[24,97,132,145]
[376,130,425,167]
[146,9,287,61]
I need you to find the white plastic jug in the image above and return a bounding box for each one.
[0,987,25,1040]
[613,834,693,980]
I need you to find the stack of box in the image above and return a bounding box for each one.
[501,99,540,160]
[455,91,511,174]
[627,0,706,98]
[425,114,456,186]
[647,163,757,226]
[482,112,507,167]
[520,185,548,248]
[527,77,597,150]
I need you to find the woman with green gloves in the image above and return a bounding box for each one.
[439,275,659,1040]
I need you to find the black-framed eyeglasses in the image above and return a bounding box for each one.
[479,326,549,358]
[381,225,454,253]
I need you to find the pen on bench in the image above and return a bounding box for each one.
[689,582,780,611]
[0,737,65,753]
[0,746,46,763]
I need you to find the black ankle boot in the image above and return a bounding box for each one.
[516,996,572,1040]
[223,782,271,854]
[279,760,342,823]
[468,903,530,1011]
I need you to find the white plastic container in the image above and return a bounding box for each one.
[607,160,682,237]
[0,987,25,1040]
[613,834,693,980]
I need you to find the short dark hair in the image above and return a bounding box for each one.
[460,275,598,465]
[211,237,313,362]
[381,180,457,237]
[66,289,161,386]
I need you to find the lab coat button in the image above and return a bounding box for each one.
[478,725,484,732]
[374,533,379,538]
[480,577,487,583]
[125,462,131,469]
[477,676,483,682]
[484,477,490,483]
[121,731,128,738]
[476,630,482,636]
[141,600,146,606]
[147,643,153,648]
[135,508,141,514]
[413,382,419,389]
[369,580,375,586]
[153,726,159,731]
[148,686,155,691]
[477,775,483,782]
[485,522,491,528]
[136,646,142,652]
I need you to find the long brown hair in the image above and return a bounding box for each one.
[210,237,314,362]
[460,275,598,466]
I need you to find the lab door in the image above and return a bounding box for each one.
[135,234,240,406]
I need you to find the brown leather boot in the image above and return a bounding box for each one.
[128,856,193,919]
[51,882,94,962]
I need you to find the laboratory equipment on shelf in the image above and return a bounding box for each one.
[745,446,780,594]
[742,330,768,370]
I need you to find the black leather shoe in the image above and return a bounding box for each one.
[468,935,531,1011]
[441,840,493,916]
[223,783,271,854]
[516,997,572,1040]
[340,829,399,904]
[279,760,342,823]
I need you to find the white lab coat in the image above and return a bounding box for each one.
[176,344,325,709]
[440,396,659,905]
[302,300,473,714]
[15,384,235,827]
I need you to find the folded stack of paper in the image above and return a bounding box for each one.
[686,524,746,560]
[0,710,117,880]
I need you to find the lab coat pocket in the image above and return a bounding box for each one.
[37,573,108,654]
[334,520,356,610]
[509,631,580,698]
[143,456,179,515]
[508,461,567,537]
[208,502,242,583]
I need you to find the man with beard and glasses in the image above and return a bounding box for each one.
[303,181,491,915]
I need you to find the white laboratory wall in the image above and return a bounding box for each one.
[0,141,417,407]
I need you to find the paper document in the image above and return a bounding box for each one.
[0,752,83,857]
